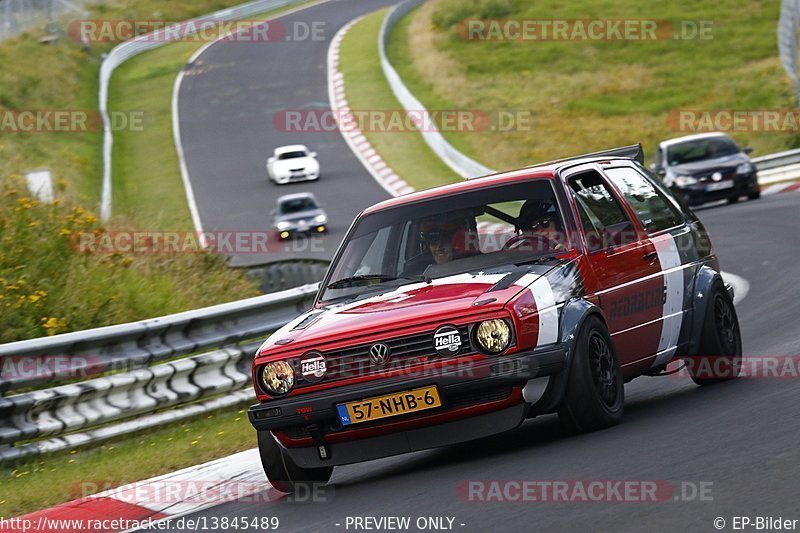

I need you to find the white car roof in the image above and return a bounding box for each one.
[659,132,729,149]
[274,144,309,155]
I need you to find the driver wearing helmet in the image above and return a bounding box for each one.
[507,199,567,252]
[418,212,475,264]
[401,211,478,276]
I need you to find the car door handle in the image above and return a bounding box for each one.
[643,251,658,263]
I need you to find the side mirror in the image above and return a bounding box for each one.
[268,156,276,164]
[743,147,753,154]
[309,152,317,158]
[270,208,276,216]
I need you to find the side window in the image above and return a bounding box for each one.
[568,171,635,251]
[604,166,684,234]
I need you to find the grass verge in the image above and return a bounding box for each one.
[0,178,258,341]
[386,0,796,170]
[338,9,461,191]
[0,401,257,517]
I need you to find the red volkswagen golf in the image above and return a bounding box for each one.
[248,146,742,492]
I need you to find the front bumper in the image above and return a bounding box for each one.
[674,172,759,205]
[248,346,565,466]
[276,225,327,239]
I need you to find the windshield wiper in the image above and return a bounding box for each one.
[514,254,558,267]
[327,274,429,290]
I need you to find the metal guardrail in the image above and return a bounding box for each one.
[0,283,318,462]
[99,0,303,220]
[752,148,800,171]
[378,0,494,180]
[0,283,318,395]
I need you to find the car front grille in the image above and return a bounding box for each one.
[292,325,472,388]
[695,168,737,182]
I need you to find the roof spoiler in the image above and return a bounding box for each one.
[533,144,644,168]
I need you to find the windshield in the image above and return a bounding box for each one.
[279,197,317,214]
[666,137,740,166]
[319,179,573,303]
[277,150,307,160]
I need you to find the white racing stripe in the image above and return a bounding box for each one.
[528,276,559,347]
[652,232,685,367]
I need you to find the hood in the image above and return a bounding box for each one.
[258,262,567,356]
[668,152,748,176]
[272,157,318,173]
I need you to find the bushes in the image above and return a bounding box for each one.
[0,178,258,343]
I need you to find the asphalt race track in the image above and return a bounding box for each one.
[172,2,800,531]
[177,0,397,266]
[131,191,800,532]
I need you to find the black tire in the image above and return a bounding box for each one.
[727,195,740,204]
[686,281,742,386]
[558,316,624,432]
[257,431,333,493]
[748,190,761,200]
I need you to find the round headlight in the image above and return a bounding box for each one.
[474,319,511,354]
[260,360,294,395]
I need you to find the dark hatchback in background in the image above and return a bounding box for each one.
[272,192,328,240]
[652,132,760,206]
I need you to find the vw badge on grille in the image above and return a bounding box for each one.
[434,325,462,356]
[369,343,391,367]
[300,352,327,382]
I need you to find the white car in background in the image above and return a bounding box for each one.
[267,144,320,185]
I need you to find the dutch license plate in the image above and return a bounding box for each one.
[336,385,442,426]
[706,181,734,192]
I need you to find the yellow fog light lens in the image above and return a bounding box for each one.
[475,319,511,354]
[261,360,294,395]
[280,231,290,239]
[316,226,325,233]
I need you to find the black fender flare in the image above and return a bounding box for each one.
[528,298,606,416]
[686,265,727,356]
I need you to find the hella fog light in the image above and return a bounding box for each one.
[474,319,511,354]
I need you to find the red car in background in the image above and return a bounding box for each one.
[248,145,742,493]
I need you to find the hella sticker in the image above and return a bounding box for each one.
[434,325,462,356]
[300,353,327,382]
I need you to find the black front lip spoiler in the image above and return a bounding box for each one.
[248,346,565,432]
